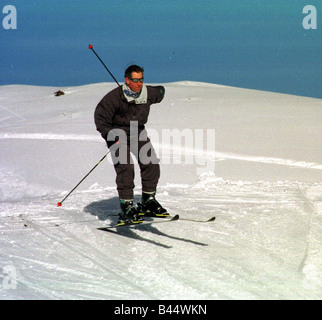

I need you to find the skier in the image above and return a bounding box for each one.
[94,65,168,224]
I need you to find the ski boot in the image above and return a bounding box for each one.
[138,192,169,218]
[118,199,143,225]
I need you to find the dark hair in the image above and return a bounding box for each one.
[124,65,144,78]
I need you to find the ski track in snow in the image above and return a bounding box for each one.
[0,132,100,142]
[1,132,321,170]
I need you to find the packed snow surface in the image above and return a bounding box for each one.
[0,82,321,299]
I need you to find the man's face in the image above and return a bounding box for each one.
[125,71,144,93]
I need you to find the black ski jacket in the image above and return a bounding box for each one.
[94,85,165,140]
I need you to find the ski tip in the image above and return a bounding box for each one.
[57,202,62,207]
[208,216,216,222]
[88,44,93,49]
[172,214,179,221]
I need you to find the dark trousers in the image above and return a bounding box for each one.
[110,133,160,199]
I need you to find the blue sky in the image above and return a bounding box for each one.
[1,0,321,98]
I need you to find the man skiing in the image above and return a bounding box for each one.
[94,65,168,224]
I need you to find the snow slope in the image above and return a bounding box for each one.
[0,82,321,300]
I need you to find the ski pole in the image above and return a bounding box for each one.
[57,151,110,206]
[88,44,121,87]
[58,45,119,206]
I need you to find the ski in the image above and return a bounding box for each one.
[109,212,216,223]
[138,212,170,218]
[142,214,216,223]
[176,216,216,223]
[97,214,179,230]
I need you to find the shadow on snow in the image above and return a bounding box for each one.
[84,196,208,248]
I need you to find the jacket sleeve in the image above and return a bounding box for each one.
[148,85,165,104]
[94,96,116,140]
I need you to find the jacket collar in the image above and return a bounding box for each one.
[122,84,147,104]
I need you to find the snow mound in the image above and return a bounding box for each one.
[0,82,321,299]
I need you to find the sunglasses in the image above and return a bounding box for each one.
[130,78,144,83]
